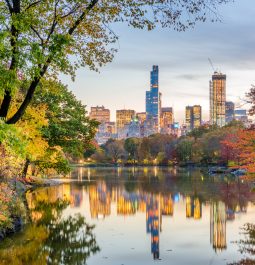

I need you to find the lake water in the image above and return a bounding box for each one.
[0,167,255,265]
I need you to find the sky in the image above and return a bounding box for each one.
[60,0,255,123]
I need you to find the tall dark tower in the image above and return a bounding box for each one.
[146,65,160,132]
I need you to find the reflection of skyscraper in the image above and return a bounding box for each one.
[210,201,227,251]
[89,182,111,218]
[117,194,136,215]
[70,185,83,208]
[161,195,174,216]
[146,195,160,260]
[186,197,202,219]
[194,198,202,219]
[186,196,193,218]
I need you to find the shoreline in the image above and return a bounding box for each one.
[0,177,63,241]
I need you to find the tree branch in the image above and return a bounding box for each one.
[5,0,100,123]
[31,25,44,46]
[68,0,99,35]
[4,0,13,13]
[24,0,42,11]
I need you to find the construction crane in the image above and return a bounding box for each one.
[208,58,215,73]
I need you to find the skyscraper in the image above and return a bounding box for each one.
[193,105,202,129]
[185,106,193,131]
[116,109,135,132]
[89,106,110,123]
[210,72,226,127]
[225,101,235,124]
[234,109,248,123]
[146,65,160,131]
[185,105,202,131]
[160,107,173,134]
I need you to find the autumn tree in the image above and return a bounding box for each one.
[246,85,255,116]
[0,0,230,123]
[103,139,125,163]
[221,129,255,173]
[34,79,98,161]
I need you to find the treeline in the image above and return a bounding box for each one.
[88,120,255,172]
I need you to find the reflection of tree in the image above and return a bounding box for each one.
[0,199,100,265]
[228,223,255,265]
[45,214,99,265]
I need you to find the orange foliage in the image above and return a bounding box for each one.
[221,129,255,173]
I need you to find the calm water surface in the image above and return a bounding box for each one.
[0,167,255,265]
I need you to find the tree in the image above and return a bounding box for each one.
[34,79,98,160]
[103,139,125,163]
[0,0,230,123]
[176,139,193,163]
[124,137,140,163]
[246,85,255,116]
[221,129,255,173]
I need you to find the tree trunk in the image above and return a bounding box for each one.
[0,91,12,119]
[22,158,30,179]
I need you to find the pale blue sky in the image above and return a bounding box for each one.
[60,0,255,123]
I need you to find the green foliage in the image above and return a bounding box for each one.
[0,121,27,157]
[34,79,98,160]
[0,182,26,232]
[0,0,231,123]
[124,138,140,163]
[176,139,193,162]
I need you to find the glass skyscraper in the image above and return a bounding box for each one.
[146,65,160,131]
[225,101,235,124]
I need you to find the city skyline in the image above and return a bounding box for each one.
[59,0,255,123]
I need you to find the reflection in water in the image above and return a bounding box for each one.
[146,194,160,260]
[0,187,99,265]
[0,167,254,265]
[69,167,254,261]
[210,201,227,252]
[186,197,202,219]
[228,223,255,265]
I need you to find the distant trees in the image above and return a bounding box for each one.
[88,121,255,171]
[221,129,255,173]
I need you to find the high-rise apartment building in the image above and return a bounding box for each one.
[116,109,135,131]
[146,65,160,131]
[234,109,248,123]
[136,112,147,124]
[89,106,110,123]
[193,105,202,129]
[225,101,235,124]
[185,105,202,131]
[160,107,173,133]
[210,72,226,127]
[185,106,193,131]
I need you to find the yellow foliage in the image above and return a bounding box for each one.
[8,102,49,162]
